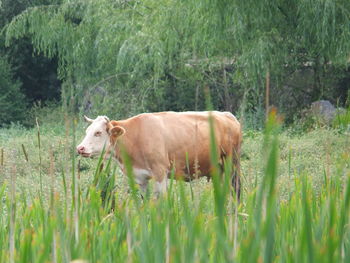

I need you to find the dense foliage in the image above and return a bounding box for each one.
[0,0,61,125]
[0,0,348,125]
[0,55,26,124]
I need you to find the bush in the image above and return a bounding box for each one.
[23,100,63,127]
[0,55,27,126]
[333,107,350,132]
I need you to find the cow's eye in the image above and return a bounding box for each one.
[94,131,102,137]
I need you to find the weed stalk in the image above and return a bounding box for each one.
[21,144,28,162]
[36,117,43,199]
[9,165,16,263]
[1,148,3,166]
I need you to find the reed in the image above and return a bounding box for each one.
[9,165,16,263]
[21,144,28,162]
[1,148,4,166]
[36,117,43,199]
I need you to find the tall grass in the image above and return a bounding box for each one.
[0,115,349,262]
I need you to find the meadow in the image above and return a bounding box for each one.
[0,115,349,263]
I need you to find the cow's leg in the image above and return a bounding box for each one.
[220,154,240,203]
[232,150,241,203]
[232,169,241,203]
[139,181,149,200]
[152,166,168,198]
[154,179,167,198]
[133,167,151,199]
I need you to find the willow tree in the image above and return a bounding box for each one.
[4,0,350,120]
[209,0,350,117]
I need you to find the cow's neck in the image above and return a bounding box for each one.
[108,139,126,164]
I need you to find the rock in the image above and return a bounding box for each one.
[310,100,336,125]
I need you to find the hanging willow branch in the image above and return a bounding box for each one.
[4,0,350,112]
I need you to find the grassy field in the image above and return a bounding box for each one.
[0,116,349,262]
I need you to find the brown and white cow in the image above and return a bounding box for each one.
[76,111,242,200]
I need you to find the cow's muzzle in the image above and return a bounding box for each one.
[77,146,91,157]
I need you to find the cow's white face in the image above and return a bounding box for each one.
[76,115,111,158]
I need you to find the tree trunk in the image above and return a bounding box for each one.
[265,70,270,120]
[223,67,232,112]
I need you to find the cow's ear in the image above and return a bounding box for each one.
[109,126,125,137]
[107,120,118,132]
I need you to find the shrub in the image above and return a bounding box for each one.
[333,107,350,131]
[0,55,26,126]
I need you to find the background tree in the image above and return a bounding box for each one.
[0,55,26,124]
[3,0,350,125]
[0,0,61,111]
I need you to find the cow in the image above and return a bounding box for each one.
[76,111,242,201]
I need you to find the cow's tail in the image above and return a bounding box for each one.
[226,112,242,203]
[232,147,241,203]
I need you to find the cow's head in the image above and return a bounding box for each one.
[77,116,126,158]
[76,115,111,158]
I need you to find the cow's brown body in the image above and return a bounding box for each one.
[106,111,242,199]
